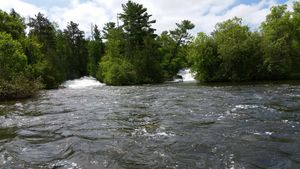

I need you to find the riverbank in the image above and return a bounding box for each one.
[0,77,41,101]
[2,75,300,101]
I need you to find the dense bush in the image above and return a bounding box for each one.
[0,32,41,100]
[0,76,42,100]
[100,57,137,85]
[189,2,300,83]
[97,1,164,85]
[0,32,27,79]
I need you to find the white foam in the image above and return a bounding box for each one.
[176,68,196,82]
[231,105,259,112]
[229,154,235,169]
[132,127,175,137]
[51,160,81,169]
[15,103,23,108]
[62,77,104,89]
[145,131,175,137]
[265,132,273,135]
[254,132,273,136]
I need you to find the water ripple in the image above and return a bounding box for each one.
[0,82,300,168]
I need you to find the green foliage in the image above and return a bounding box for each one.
[189,17,263,82]
[28,13,64,88]
[102,22,116,39]
[2,1,300,99]
[159,31,179,79]
[159,20,195,80]
[99,1,163,85]
[97,26,133,84]
[98,27,137,85]
[0,76,41,100]
[213,17,263,81]
[64,21,88,79]
[133,36,163,83]
[100,57,137,85]
[27,15,88,88]
[0,9,26,40]
[0,32,41,100]
[188,32,220,82]
[261,5,293,79]
[189,2,300,83]
[290,1,300,78]
[55,30,69,80]
[120,0,156,48]
[21,36,43,65]
[28,13,56,53]
[0,32,27,80]
[258,2,300,80]
[87,25,104,77]
[170,20,195,46]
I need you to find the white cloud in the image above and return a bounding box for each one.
[286,0,295,10]
[49,1,109,35]
[223,0,276,25]
[132,0,236,33]
[0,0,288,36]
[171,0,278,34]
[0,0,45,18]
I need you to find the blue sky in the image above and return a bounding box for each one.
[0,0,293,36]
[238,0,287,4]
[22,0,288,8]
[23,0,68,7]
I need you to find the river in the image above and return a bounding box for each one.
[0,77,300,169]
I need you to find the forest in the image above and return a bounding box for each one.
[1,1,300,99]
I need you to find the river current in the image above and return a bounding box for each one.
[0,77,300,169]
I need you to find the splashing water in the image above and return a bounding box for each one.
[177,69,196,82]
[62,76,104,89]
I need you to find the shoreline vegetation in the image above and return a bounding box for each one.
[0,77,41,100]
[1,1,300,100]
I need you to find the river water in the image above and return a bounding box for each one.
[0,77,300,169]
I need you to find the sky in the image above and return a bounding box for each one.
[0,0,293,36]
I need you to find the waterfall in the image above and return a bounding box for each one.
[175,69,196,82]
[62,77,104,89]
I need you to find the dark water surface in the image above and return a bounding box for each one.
[0,81,300,169]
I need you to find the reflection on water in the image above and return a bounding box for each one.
[0,81,300,168]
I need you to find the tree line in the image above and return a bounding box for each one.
[1,1,300,99]
[189,2,300,82]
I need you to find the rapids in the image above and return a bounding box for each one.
[0,79,300,168]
